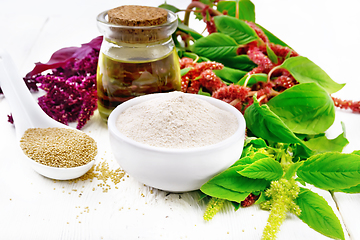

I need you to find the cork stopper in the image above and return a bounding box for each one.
[97,5,177,44]
[108,5,168,27]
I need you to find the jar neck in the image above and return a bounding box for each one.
[104,36,173,47]
[100,36,175,62]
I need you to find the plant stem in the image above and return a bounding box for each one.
[267,66,280,82]
[235,1,239,19]
[183,1,222,26]
[243,74,252,87]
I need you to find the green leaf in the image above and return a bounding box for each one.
[199,0,212,5]
[284,162,303,180]
[352,150,360,156]
[232,152,270,167]
[178,51,210,63]
[297,152,360,190]
[177,20,203,40]
[255,191,267,204]
[213,66,247,84]
[158,3,180,13]
[244,137,268,148]
[241,144,269,158]
[285,50,292,60]
[244,96,312,156]
[237,73,267,86]
[201,182,250,202]
[180,67,192,76]
[266,44,278,64]
[217,0,255,22]
[192,0,215,20]
[241,145,255,158]
[198,88,211,97]
[290,143,313,161]
[198,190,209,201]
[213,15,258,45]
[256,24,290,48]
[295,177,307,186]
[174,37,184,51]
[336,184,360,194]
[299,133,325,141]
[277,56,345,94]
[267,83,335,135]
[305,131,349,154]
[296,188,345,240]
[231,192,263,210]
[239,157,283,181]
[215,55,257,71]
[231,201,241,211]
[190,33,239,59]
[202,164,270,197]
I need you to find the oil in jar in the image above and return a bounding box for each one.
[97,47,181,121]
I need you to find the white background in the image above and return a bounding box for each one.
[0,0,359,239]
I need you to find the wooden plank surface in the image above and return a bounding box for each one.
[0,0,359,239]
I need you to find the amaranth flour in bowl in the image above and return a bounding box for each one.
[115,91,238,149]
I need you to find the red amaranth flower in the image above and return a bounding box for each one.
[26,36,102,78]
[241,193,260,207]
[212,84,250,102]
[35,74,97,129]
[273,75,298,90]
[16,37,102,129]
[201,6,217,34]
[245,21,269,44]
[54,49,99,78]
[255,82,275,104]
[236,41,258,55]
[77,87,98,129]
[181,76,190,92]
[268,43,299,59]
[194,61,224,73]
[247,66,266,75]
[332,97,360,113]
[247,46,274,72]
[181,61,224,78]
[7,114,14,124]
[180,59,224,94]
[212,84,251,111]
[198,69,226,93]
[179,57,195,69]
[187,79,201,94]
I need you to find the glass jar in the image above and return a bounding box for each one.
[96,6,181,122]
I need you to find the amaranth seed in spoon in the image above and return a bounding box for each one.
[20,127,97,168]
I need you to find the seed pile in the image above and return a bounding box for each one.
[20,127,97,168]
[69,160,126,192]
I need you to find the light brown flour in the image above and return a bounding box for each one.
[116,92,238,149]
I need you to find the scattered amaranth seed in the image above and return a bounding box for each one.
[67,160,125,192]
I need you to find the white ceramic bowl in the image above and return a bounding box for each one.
[108,93,246,192]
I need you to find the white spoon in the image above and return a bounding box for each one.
[0,48,96,180]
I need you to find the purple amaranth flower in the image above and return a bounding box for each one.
[20,36,103,129]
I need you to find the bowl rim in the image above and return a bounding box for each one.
[108,92,246,154]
